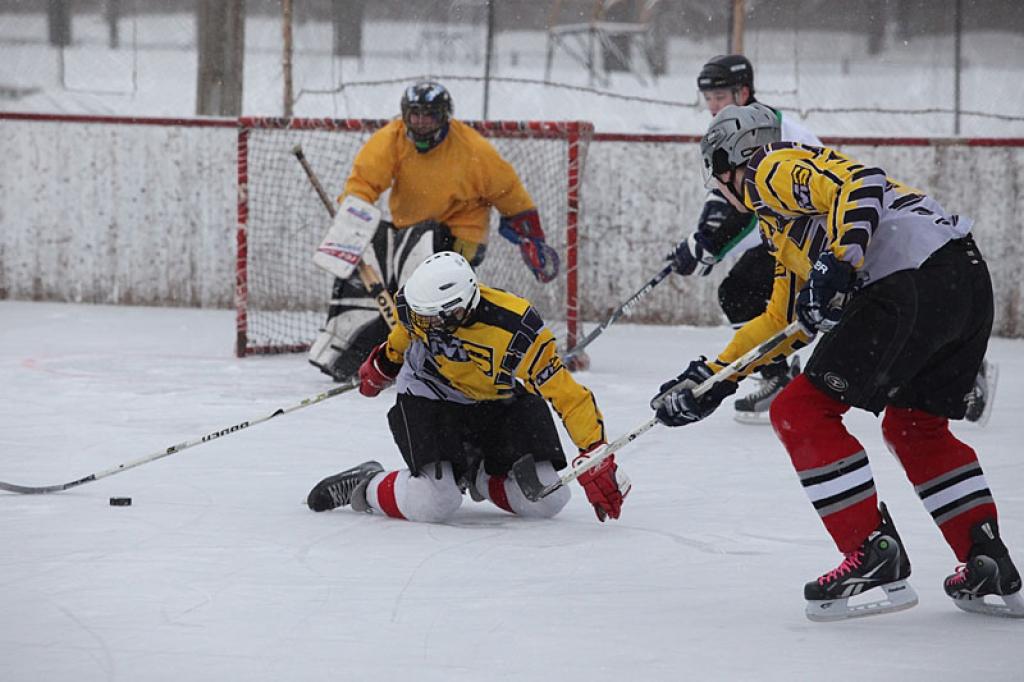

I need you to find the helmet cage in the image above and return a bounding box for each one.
[403,251,480,334]
[401,82,453,151]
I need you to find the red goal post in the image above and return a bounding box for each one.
[235,117,593,357]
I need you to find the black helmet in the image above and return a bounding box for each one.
[697,54,755,95]
[400,81,453,152]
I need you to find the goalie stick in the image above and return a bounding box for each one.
[0,379,360,495]
[564,263,673,363]
[292,145,398,329]
[513,320,804,501]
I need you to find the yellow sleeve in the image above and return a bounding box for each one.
[341,123,400,205]
[471,136,536,217]
[382,322,411,365]
[516,324,605,452]
[747,144,888,268]
[711,258,812,379]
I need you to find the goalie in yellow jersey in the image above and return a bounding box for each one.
[309,81,559,383]
[307,252,630,524]
[653,103,1021,621]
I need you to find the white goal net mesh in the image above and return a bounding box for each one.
[236,117,591,356]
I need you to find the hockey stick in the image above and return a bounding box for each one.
[292,145,398,329]
[0,379,360,495]
[513,320,804,501]
[564,263,673,362]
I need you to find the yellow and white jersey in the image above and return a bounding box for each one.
[712,142,972,375]
[341,119,536,245]
[381,284,605,451]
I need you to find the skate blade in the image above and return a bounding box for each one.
[733,410,772,426]
[952,589,1024,619]
[806,580,919,622]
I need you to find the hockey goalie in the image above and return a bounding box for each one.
[308,81,560,382]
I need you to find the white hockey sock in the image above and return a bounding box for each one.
[475,461,570,518]
[365,463,462,523]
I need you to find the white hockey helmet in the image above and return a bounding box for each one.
[700,102,781,183]
[403,251,480,333]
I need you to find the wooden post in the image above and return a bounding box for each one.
[196,0,246,116]
[482,0,495,118]
[730,0,745,54]
[282,0,293,118]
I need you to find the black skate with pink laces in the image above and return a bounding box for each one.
[944,519,1024,618]
[804,502,918,622]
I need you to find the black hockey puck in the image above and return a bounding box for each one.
[109,497,132,506]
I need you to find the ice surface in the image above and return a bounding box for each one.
[1,301,1021,681]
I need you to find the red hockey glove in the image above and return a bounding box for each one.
[357,342,400,397]
[575,447,631,522]
[499,209,560,283]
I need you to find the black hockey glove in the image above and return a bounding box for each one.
[667,232,717,277]
[796,251,858,334]
[650,357,738,427]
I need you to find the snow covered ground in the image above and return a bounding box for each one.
[1,300,1021,681]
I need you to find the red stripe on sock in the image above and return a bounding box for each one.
[772,374,878,553]
[375,471,406,520]
[882,407,997,560]
[488,475,514,514]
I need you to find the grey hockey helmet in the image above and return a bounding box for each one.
[403,251,480,333]
[700,103,781,181]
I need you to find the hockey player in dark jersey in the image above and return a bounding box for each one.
[307,252,630,524]
[653,103,1022,621]
[666,55,819,423]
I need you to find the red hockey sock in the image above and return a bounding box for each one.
[487,474,515,514]
[882,407,996,560]
[770,374,880,554]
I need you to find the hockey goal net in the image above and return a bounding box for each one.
[235,117,592,357]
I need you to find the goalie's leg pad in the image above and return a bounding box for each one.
[882,406,998,561]
[771,373,880,554]
[474,461,570,518]
[364,463,463,523]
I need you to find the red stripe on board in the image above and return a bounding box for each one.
[376,471,406,519]
[488,475,514,514]
[0,111,237,128]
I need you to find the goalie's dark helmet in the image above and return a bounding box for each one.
[401,81,453,153]
[700,103,780,180]
[697,54,755,95]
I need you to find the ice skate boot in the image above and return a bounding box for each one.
[804,502,918,622]
[964,359,998,426]
[307,461,384,512]
[733,357,799,424]
[944,519,1024,618]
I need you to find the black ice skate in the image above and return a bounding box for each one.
[804,502,918,622]
[733,357,799,425]
[307,461,384,512]
[944,518,1024,618]
[964,359,998,426]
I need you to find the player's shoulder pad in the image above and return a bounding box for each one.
[746,141,809,176]
[475,286,545,339]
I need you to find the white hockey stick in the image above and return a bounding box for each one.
[513,321,804,501]
[0,379,360,495]
[292,145,398,329]
[563,263,673,363]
